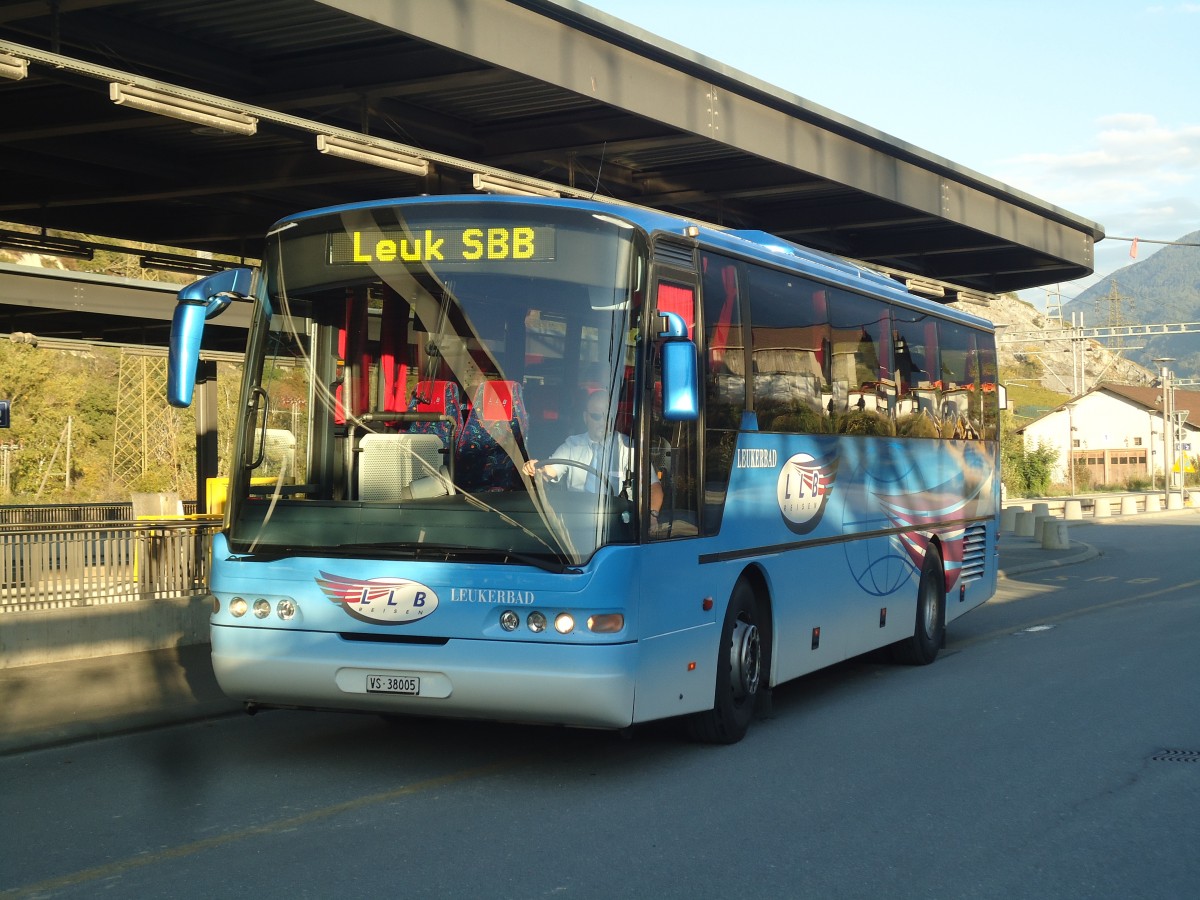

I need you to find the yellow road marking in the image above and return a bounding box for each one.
[3,757,526,898]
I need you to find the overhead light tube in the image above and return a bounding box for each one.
[0,230,93,260]
[472,172,560,198]
[109,83,258,135]
[316,135,429,176]
[0,53,28,81]
[954,289,990,306]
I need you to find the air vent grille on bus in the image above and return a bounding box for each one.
[960,524,988,582]
[340,632,449,646]
[654,241,695,268]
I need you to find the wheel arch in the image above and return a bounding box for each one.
[736,563,775,687]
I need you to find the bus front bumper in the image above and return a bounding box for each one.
[211,624,637,729]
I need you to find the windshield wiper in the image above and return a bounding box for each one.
[329,542,579,574]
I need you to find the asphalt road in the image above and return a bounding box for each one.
[2,514,1197,900]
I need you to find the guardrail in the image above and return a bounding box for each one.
[0,518,220,612]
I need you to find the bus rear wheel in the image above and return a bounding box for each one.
[891,543,945,665]
[687,580,763,744]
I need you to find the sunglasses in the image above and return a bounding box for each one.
[586,411,605,422]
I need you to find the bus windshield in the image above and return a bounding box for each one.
[226,201,647,567]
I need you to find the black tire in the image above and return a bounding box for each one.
[891,543,945,665]
[687,580,764,744]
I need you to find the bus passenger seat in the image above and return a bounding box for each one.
[455,381,529,492]
[407,380,463,449]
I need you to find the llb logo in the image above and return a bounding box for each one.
[776,451,838,533]
[316,572,439,625]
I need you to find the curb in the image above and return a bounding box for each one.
[998,540,1100,579]
[0,699,242,757]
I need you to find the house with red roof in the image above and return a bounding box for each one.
[1016,383,1200,490]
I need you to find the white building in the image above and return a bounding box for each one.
[1017,383,1200,490]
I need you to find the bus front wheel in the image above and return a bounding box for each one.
[891,543,945,665]
[687,580,763,744]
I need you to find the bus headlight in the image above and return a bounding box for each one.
[230,597,248,618]
[527,611,547,633]
[499,610,520,632]
[276,598,298,621]
[554,612,575,634]
[253,598,271,619]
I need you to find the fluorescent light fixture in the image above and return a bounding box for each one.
[0,53,28,81]
[139,254,230,276]
[954,289,990,306]
[472,172,560,198]
[316,135,429,176]
[0,230,93,260]
[904,277,946,298]
[109,83,258,135]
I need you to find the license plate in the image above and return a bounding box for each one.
[366,674,421,695]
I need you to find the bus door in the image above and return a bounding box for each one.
[646,249,700,544]
[635,242,719,722]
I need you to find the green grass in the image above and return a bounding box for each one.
[1004,380,1069,420]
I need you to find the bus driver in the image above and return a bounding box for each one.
[523,390,664,524]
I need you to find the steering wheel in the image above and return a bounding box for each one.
[539,457,619,497]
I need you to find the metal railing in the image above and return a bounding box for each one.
[0,500,199,526]
[0,518,220,612]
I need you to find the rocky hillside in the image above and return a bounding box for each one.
[949,292,1156,394]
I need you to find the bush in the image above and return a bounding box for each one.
[1002,436,1057,497]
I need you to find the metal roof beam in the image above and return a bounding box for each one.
[327,0,1099,280]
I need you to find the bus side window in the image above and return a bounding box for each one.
[977,342,1000,440]
[937,321,978,439]
[829,291,894,435]
[701,252,745,534]
[892,310,941,436]
[747,266,829,434]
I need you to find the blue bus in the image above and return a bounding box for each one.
[169,195,1002,743]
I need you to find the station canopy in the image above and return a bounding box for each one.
[0,0,1102,349]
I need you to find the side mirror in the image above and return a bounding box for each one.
[658,311,699,422]
[167,267,254,408]
[996,383,1009,411]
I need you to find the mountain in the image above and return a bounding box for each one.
[1063,230,1200,378]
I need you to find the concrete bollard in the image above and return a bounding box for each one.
[1015,510,1036,537]
[1063,499,1083,520]
[1093,497,1111,518]
[1041,520,1070,550]
[1033,515,1057,543]
[1032,502,1050,518]
[1144,493,1161,513]
[1120,495,1139,515]
[1167,492,1184,510]
[1000,507,1019,532]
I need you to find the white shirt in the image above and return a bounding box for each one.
[547,431,638,494]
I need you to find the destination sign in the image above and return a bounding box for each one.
[329,226,556,265]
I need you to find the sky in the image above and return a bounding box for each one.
[582,0,1200,306]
